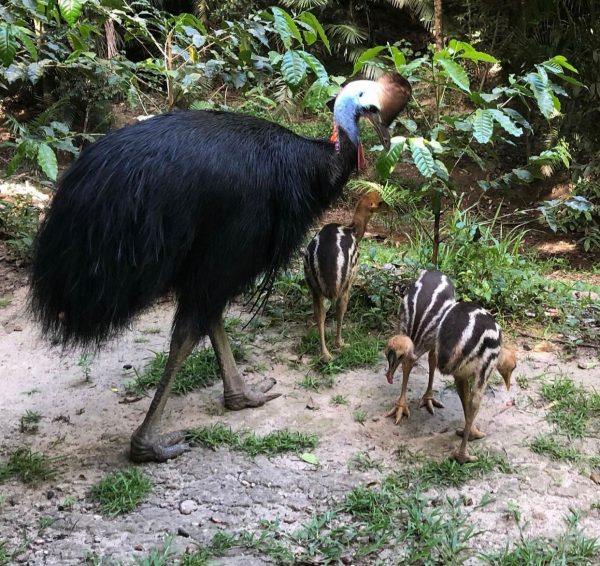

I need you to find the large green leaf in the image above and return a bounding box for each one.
[272,7,303,49]
[488,109,523,137]
[408,137,435,178]
[388,46,406,70]
[525,72,556,119]
[376,137,405,180]
[438,58,470,92]
[352,45,386,75]
[472,108,494,144]
[58,0,86,26]
[299,12,330,52]
[547,55,577,74]
[0,24,17,67]
[37,143,58,181]
[281,49,307,86]
[298,51,328,84]
[13,26,38,61]
[449,40,498,63]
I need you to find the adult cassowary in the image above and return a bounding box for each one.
[29,73,411,463]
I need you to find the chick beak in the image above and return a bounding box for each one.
[364,111,391,151]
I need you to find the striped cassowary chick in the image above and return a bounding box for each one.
[384,270,455,423]
[436,302,516,463]
[304,191,385,362]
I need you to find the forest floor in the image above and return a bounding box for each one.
[0,262,599,564]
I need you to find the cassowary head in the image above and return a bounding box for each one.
[331,73,412,157]
[384,334,416,384]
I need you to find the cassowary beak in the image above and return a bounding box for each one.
[364,111,391,151]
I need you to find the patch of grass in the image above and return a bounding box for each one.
[37,515,55,532]
[90,468,152,516]
[133,536,174,566]
[348,452,383,472]
[353,407,367,424]
[141,327,161,335]
[298,373,335,391]
[77,352,93,381]
[330,394,348,406]
[180,546,212,566]
[126,341,244,396]
[529,434,582,463]
[516,375,529,389]
[0,297,11,308]
[298,328,383,375]
[0,541,10,565]
[61,495,77,510]
[19,410,41,433]
[541,376,600,438]
[484,512,600,565]
[0,447,57,483]
[187,424,318,458]
[417,449,512,489]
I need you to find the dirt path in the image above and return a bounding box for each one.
[1,285,599,564]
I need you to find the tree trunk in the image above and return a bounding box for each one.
[104,20,118,59]
[434,0,443,51]
[431,191,441,267]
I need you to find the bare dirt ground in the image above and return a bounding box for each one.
[1,280,599,565]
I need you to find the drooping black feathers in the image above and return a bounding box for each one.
[30,110,357,348]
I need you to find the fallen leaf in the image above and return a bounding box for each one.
[590,472,600,485]
[301,452,319,465]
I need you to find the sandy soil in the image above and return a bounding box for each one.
[0,284,599,565]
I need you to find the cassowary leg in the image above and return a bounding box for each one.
[130,319,199,463]
[209,315,280,410]
[455,378,486,441]
[334,291,350,350]
[385,357,413,423]
[420,350,444,415]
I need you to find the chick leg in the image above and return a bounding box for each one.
[453,379,484,463]
[455,376,486,440]
[334,290,350,350]
[420,350,444,415]
[311,291,332,363]
[386,358,413,423]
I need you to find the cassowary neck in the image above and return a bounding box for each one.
[329,127,359,190]
[349,204,373,241]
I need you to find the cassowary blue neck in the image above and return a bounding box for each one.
[333,98,360,147]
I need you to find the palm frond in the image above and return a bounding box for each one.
[325,24,367,46]
[280,0,329,9]
[383,0,434,28]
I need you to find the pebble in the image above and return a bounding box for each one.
[179,500,198,515]
[178,527,190,538]
[46,490,55,500]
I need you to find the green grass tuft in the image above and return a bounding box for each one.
[187,424,318,457]
[126,342,244,396]
[348,452,383,472]
[417,449,512,489]
[19,410,42,433]
[330,394,348,406]
[529,434,582,463]
[90,468,152,516]
[298,328,383,375]
[0,447,57,484]
[540,376,600,438]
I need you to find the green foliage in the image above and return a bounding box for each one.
[186,424,318,457]
[0,194,42,260]
[90,468,152,516]
[0,447,57,483]
[529,435,581,463]
[19,410,41,434]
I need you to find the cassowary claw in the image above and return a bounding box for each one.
[451,450,478,464]
[130,430,190,463]
[385,401,410,423]
[224,377,281,410]
[419,395,444,415]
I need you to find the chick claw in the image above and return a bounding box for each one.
[385,401,410,423]
[419,395,444,415]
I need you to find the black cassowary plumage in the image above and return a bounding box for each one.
[30,111,355,348]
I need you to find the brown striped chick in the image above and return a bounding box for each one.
[384,270,456,422]
[436,301,516,463]
[304,191,384,362]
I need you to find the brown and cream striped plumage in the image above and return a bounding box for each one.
[384,270,456,422]
[436,301,516,463]
[304,191,384,362]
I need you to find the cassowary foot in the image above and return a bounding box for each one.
[320,350,333,363]
[451,450,478,464]
[224,377,281,410]
[130,430,190,463]
[456,426,486,441]
[333,338,345,350]
[385,401,410,423]
[419,395,444,415]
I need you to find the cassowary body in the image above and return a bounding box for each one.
[30,74,411,462]
[303,191,384,362]
[436,301,516,463]
[384,270,455,422]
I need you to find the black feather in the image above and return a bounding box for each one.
[29,110,357,348]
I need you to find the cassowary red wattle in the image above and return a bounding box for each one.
[29,73,411,463]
